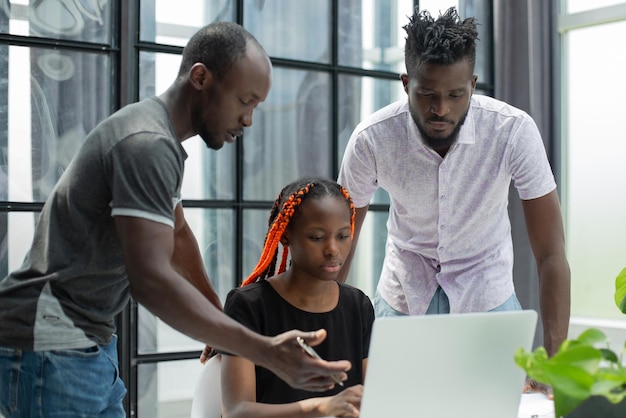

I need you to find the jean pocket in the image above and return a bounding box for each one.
[0,347,20,416]
[50,345,100,358]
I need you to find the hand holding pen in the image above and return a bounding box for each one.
[297,336,345,387]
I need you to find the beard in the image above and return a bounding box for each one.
[414,108,469,152]
[198,127,224,150]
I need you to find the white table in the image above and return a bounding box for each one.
[518,393,555,418]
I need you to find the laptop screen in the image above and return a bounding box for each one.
[360,310,538,418]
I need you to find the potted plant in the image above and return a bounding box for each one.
[515,267,626,417]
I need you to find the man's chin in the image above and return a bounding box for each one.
[200,135,224,150]
[423,135,456,151]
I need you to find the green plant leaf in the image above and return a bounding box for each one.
[591,379,626,398]
[542,364,595,399]
[552,386,585,418]
[550,345,602,374]
[599,348,619,364]
[575,328,607,346]
[514,346,550,383]
[615,267,626,314]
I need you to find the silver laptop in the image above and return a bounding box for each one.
[360,310,538,418]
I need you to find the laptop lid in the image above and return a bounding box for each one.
[360,310,538,418]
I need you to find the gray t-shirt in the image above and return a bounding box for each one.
[0,97,186,350]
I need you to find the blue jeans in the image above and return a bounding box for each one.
[0,335,126,418]
[374,286,522,317]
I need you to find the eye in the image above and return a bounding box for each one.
[338,234,351,240]
[308,235,324,241]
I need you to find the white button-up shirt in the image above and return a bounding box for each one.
[338,95,556,314]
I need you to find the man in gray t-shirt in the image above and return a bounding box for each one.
[0,22,350,417]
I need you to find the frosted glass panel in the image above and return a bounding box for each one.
[564,20,626,319]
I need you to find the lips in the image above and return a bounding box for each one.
[428,121,449,130]
[225,131,242,143]
[322,263,342,273]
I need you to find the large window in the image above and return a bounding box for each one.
[558,2,626,334]
[0,0,493,416]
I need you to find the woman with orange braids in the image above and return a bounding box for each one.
[220,177,374,418]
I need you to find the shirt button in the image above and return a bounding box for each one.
[440,224,446,230]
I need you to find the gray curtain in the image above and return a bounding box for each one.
[494,0,560,348]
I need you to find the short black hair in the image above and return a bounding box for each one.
[177,21,265,80]
[404,7,478,75]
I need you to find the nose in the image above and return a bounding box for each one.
[241,109,253,127]
[430,97,449,117]
[324,239,340,257]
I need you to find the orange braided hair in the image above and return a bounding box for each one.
[241,177,355,287]
[339,185,356,239]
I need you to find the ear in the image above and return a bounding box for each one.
[400,73,409,93]
[279,231,290,247]
[188,63,214,91]
[471,74,478,92]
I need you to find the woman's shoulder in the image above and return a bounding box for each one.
[337,281,367,295]
[226,281,276,304]
[337,282,373,307]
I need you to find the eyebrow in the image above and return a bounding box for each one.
[418,87,467,93]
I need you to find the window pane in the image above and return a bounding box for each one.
[0,0,112,43]
[345,210,387,299]
[0,211,39,278]
[244,0,330,63]
[242,209,270,283]
[565,0,626,14]
[338,0,413,72]
[565,21,626,320]
[138,208,235,354]
[243,68,332,201]
[137,359,200,418]
[1,45,110,202]
[337,74,405,205]
[140,0,235,46]
[139,51,236,200]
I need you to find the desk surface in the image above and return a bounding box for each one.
[518,393,555,418]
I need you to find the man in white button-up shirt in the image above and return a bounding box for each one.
[338,7,570,362]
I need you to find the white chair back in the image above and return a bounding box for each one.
[189,354,222,418]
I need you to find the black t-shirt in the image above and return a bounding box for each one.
[223,280,375,404]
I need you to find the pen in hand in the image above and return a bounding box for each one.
[296,336,344,387]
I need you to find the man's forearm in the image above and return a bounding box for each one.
[538,257,571,356]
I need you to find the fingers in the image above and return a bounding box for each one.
[269,329,352,391]
[301,328,327,347]
[199,345,217,364]
[297,376,340,392]
[523,377,553,399]
[341,401,360,417]
[334,385,363,416]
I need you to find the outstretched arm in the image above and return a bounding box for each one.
[114,215,351,391]
[221,355,362,418]
[522,189,571,356]
[336,206,369,283]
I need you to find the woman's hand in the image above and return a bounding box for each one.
[199,345,217,364]
[523,377,553,399]
[318,384,363,417]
